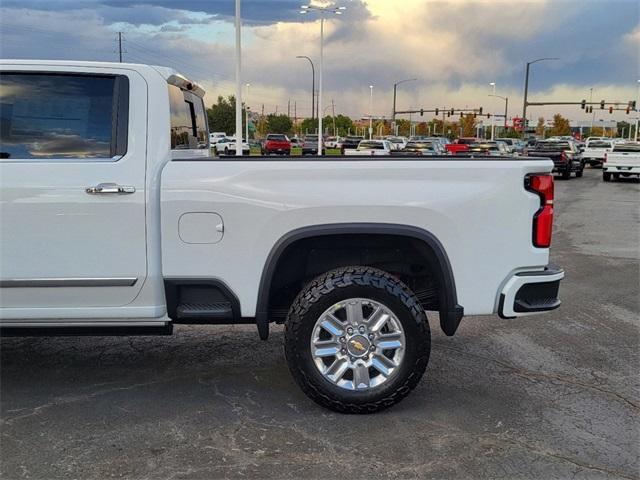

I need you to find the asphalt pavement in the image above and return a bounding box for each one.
[1,167,638,480]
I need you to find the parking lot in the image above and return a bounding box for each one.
[1,168,638,479]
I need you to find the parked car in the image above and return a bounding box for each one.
[215,137,250,156]
[324,136,343,149]
[445,137,476,154]
[341,135,364,152]
[210,132,226,143]
[264,134,291,155]
[344,139,393,156]
[0,60,564,414]
[583,138,614,167]
[602,142,640,181]
[525,140,584,179]
[403,140,446,155]
[211,136,234,153]
[467,141,509,156]
[302,135,322,155]
[386,136,408,150]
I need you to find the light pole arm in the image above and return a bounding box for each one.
[296,56,315,121]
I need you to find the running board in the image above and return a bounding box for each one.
[174,302,235,324]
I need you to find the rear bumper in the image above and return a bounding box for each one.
[603,165,640,174]
[498,265,564,319]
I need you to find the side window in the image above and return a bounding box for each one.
[168,85,208,150]
[0,72,128,160]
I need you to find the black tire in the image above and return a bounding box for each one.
[284,266,431,414]
[561,168,571,180]
[603,171,611,182]
[576,165,583,178]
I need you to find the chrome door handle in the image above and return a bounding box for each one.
[86,183,136,195]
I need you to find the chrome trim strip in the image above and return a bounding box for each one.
[0,278,138,288]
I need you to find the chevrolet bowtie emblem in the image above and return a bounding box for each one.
[350,339,366,351]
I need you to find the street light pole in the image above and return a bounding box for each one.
[489,82,496,140]
[392,78,417,126]
[300,3,345,155]
[234,0,242,156]
[589,87,595,134]
[369,85,374,140]
[296,56,315,121]
[633,80,640,142]
[245,83,250,142]
[489,94,508,135]
[522,57,559,139]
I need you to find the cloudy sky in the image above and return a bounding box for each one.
[1,0,638,124]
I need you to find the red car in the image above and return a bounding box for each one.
[445,137,478,155]
[264,134,291,155]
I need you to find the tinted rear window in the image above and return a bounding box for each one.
[588,141,612,148]
[536,142,571,150]
[169,85,208,150]
[267,134,287,141]
[0,72,126,160]
[358,141,385,149]
[613,143,640,152]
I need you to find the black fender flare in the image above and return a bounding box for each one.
[255,223,464,339]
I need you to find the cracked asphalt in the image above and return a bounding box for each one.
[1,167,639,479]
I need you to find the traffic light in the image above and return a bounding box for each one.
[420,109,424,116]
[478,107,483,115]
[600,100,605,109]
[450,108,455,116]
[626,106,630,114]
[609,106,613,114]
[447,112,450,117]
[581,99,586,109]
[486,114,490,119]
[434,108,439,116]
[473,113,477,118]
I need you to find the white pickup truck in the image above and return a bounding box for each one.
[0,60,564,413]
[582,138,614,167]
[602,142,640,181]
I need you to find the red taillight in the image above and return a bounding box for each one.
[527,174,554,248]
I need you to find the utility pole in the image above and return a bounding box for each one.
[589,88,594,134]
[294,101,297,135]
[117,32,124,63]
[331,98,336,136]
[234,0,242,156]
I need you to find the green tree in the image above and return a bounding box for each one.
[535,117,545,137]
[300,118,318,135]
[549,114,570,137]
[207,95,243,135]
[459,114,477,138]
[331,114,354,136]
[617,121,630,138]
[395,119,411,137]
[265,114,293,134]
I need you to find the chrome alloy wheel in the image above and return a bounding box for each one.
[310,298,406,391]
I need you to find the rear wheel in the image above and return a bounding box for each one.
[561,168,571,180]
[603,171,611,182]
[284,266,431,414]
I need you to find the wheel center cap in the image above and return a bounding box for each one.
[347,335,370,357]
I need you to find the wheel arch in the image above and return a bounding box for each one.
[256,223,464,339]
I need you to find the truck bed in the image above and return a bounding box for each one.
[161,155,553,318]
